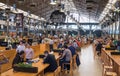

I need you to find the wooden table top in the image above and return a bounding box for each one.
[102,49,120,66]
[1,59,49,76]
[1,51,60,76]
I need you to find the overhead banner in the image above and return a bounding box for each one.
[50,10,66,23]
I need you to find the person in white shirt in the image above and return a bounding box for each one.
[49,38,54,51]
[25,44,34,61]
[16,41,25,53]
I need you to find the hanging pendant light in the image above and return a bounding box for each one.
[50,0,57,5]
[18,0,25,3]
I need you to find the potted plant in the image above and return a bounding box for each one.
[13,63,38,73]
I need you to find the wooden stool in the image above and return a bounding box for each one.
[45,66,61,76]
[102,63,117,76]
[105,72,117,76]
[62,60,73,76]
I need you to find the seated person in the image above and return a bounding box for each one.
[16,41,25,53]
[25,44,34,61]
[43,51,58,73]
[12,51,25,67]
[59,45,72,70]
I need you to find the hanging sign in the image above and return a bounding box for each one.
[50,10,66,23]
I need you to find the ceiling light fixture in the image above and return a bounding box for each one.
[50,0,57,5]
[18,0,25,3]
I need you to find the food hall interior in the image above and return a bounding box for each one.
[0,0,120,76]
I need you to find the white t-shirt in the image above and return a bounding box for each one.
[25,48,34,59]
[16,45,25,53]
[49,40,54,45]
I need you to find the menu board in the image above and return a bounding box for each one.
[15,13,24,28]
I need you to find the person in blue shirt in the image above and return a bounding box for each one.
[68,43,76,57]
[57,42,63,48]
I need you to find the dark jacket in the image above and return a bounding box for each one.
[96,42,102,51]
[68,46,76,56]
[57,43,63,48]
[117,40,120,46]
[43,54,58,73]
[12,54,24,67]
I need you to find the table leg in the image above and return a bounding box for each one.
[0,66,1,76]
[38,70,44,76]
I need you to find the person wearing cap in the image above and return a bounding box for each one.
[43,51,58,73]
[12,51,25,67]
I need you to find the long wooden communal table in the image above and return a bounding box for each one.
[1,59,49,76]
[101,48,120,75]
[1,51,60,76]
[0,49,16,72]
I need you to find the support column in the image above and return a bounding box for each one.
[28,18,30,36]
[114,12,117,39]
[6,14,9,36]
[111,23,113,38]
[118,12,120,39]
[89,25,92,37]
[108,23,111,36]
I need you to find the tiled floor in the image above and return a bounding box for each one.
[65,45,102,76]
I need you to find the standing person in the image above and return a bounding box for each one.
[25,44,34,61]
[43,51,58,73]
[16,41,25,53]
[49,38,54,51]
[72,40,78,49]
[96,41,102,56]
[68,43,76,57]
